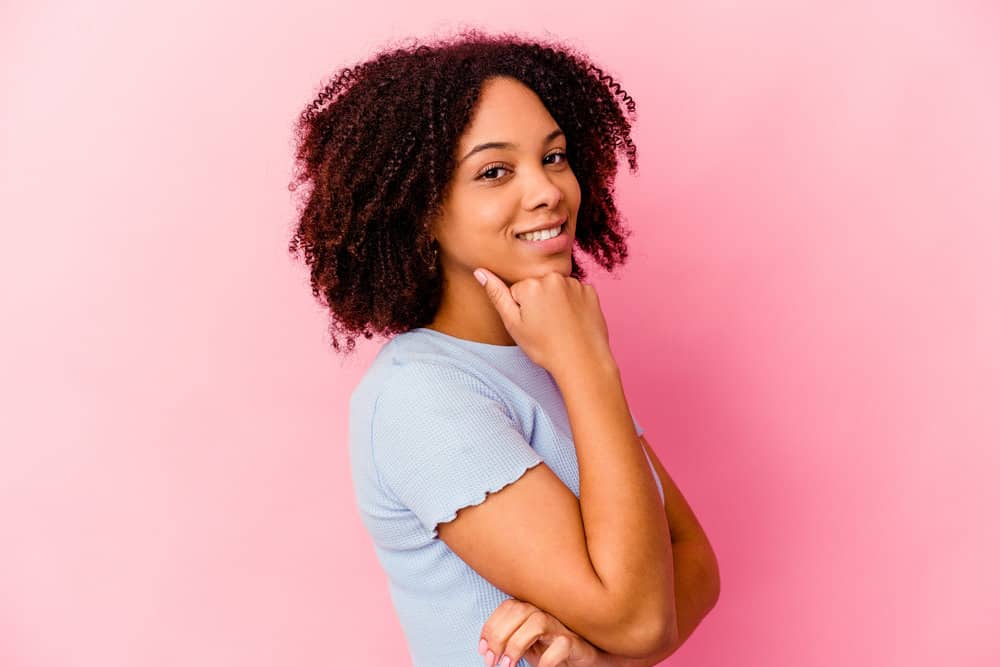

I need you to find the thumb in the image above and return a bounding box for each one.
[473,267,521,327]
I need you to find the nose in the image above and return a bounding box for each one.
[522,164,565,212]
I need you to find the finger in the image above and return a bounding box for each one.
[537,635,571,667]
[480,598,537,666]
[474,267,522,327]
[494,609,552,667]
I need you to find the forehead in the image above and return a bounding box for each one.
[458,77,558,146]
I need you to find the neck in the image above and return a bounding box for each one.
[426,270,517,347]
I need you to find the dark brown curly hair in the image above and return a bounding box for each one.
[287,28,640,354]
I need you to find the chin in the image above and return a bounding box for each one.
[509,257,574,282]
[545,260,574,279]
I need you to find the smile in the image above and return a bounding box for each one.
[514,222,570,253]
[516,222,564,241]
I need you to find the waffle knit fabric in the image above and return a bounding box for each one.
[349,327,663,666]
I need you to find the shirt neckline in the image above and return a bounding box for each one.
[412,327,529,357]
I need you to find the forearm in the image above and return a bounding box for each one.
[552,360,676,652]
[598,538,720,666]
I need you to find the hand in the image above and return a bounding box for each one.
[479,597,603,667]
[474,268,613,375]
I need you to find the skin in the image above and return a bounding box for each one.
[426,75,582,346]
[425,75,720,664]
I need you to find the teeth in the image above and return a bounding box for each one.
[517,223,562,241]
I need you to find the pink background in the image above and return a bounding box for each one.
[2,1,998,665]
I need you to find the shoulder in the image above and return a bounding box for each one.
[381,363,512,423]
[373,356,513,424]
[379,333,509,398]
[367,355,540,523]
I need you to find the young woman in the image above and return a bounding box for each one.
[288,29,720,667]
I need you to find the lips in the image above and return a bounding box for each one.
[515,222,565,242]
[514,222,571,253]
[515,217,567,237]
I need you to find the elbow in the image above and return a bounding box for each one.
[637,609,680,658]
[637,560,721,658]
[605,576,682,658]
[702,548,722,611]
[707,570,722,611]
[579,605,671,659]
[602,601,678,659]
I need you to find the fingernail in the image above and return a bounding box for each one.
[478,638,487,655]
[474,269,487,285]
[484,649,494,667]
[499,656,511,667]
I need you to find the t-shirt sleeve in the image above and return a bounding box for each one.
[631,409,644,437]
[370,361,545,536]
[628,409,662,503]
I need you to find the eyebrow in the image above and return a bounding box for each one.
[458,128,565,166]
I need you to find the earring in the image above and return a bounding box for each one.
[429,240,439,270]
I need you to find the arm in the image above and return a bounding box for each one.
[637,435,716,549]
[597,539,720,666]
[489,433,720,666]
[601,436,721,664]
[550,361,678,655]
[429,357,677,659]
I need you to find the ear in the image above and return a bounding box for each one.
[422,205,445,237]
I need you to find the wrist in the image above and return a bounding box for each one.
[549,352,620,387]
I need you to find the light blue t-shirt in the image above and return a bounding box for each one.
[348,327,663,667]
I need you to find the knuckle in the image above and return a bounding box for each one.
[526,608,549,629]
[550,634,572,656]
[540,636,571,667]
[503,637,525,660]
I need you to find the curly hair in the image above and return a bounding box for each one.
[287,28,640,354]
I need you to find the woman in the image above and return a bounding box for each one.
[288,29,720,666]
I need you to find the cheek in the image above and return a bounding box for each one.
[554,170,582,208]
[466,201,515,236]
[444,197,509,243]
[569,174,582,203]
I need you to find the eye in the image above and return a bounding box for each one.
[544,150,568,165]
[475,150,569,182]
[477,162,510,181]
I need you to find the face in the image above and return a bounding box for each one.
[430,76,581,287]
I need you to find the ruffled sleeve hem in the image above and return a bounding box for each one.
[427,457,545,539]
